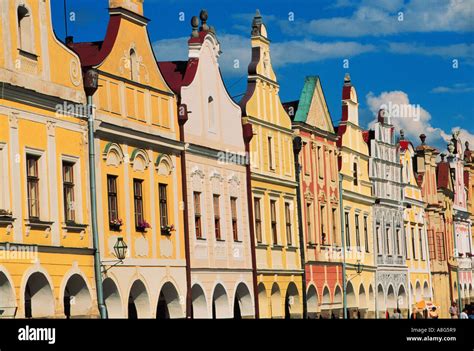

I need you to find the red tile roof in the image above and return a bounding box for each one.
[68,15,122,67]
[157,59,199,95]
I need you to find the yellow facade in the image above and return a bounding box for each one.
[337,74,376,318]
[68,0,187,318]
[0,0,97,318]
[400,141,433,312]
[240,12,303,318]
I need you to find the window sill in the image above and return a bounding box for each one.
[256,243,268,248]
[272,244,284,250]
[286,246,298,251]
[215,239,226,242]
[196,237,206,241]
[0,215,15,226]
[63,222,88,232]
[233,240,242,243]
[26,219,54,229]
[18,49,38,60]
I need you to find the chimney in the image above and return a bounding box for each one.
[109,0,144,16]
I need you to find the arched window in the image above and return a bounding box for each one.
[18,5,33,52]
[130,49,138,81]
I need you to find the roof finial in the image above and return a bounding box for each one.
[200,9,209,31]
[251,9,262,36]
[400,129,405,140]
[344,73,351,85]
[191,16,199,38]
[466,141,470,150]
[420,134,426,145]
[440,153,446,162]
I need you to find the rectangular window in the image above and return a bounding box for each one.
[159,184,168,230]
[355,214,360,251]
[419,228,425,260]
[320,205,326,244]
[107,175,119,223]
[376,226,382,254]
[427,230,436,260]
[317,146,324,179]
[332,208,338,245]
[353,162,358,186]
[436,232,445,261]
[329,150,336,182]
[231,197,238,241]
[364,216,369,253]
[306,203,313,244]
[194,192,202,238]
[270,200,278,245]
[133,179,144,228]
[396,229,401,256]
[411,227,416,259]
[385,228,391,255]
[213,195,221,240]
[304,142,311,175]
[285,203,292,246]
[344,212,350,247]
[254,198,262,243]
[26,155,40,219]
[63,162,75,222]
[268,136,274,170]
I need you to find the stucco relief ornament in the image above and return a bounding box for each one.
[448,141,455,155]
[70,58,81,87]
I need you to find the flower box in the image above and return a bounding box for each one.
[136,220,151,232]
[109,219,123,231]
[161,224,175,236]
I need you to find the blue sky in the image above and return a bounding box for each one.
[52,0,474,150]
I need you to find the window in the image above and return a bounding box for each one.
[63,162,75,222]
[159,184,168,230]
[396,229,401,256]
[213,195,221,240]
[317,146,324,179]
[353,162,358,186]
[285,203,292,246]
[376,226,382,254]
[355,214,360,251]
[364,216,369,253]
[130,49,138,81]
[419,228,425,260]
[344,212,350,247]
[427,230,436,260]
[320,205,326,244]
[18,6,32,52]
[133,179,144,228]
[268,136,275,170]
[436,232,445,261]
[304,142,311,175]
[208,96,216,130]
[231,197,238,241]
[107,176,119,224]
[26,155,40,219]
[330,150,336,181]
[332,208,338,245]
[254,198,262,243]
[194,192,202,238]
[385,228,391,255]
[270,200,278,245]
[405,226,409,258]
[411,227,416,259]
[306,203,313,244]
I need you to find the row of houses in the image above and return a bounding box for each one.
[0,0,472,319]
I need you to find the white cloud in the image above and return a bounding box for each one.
[153,34,375,76]
[279,0,474,37]
[366,90,474,151]
[431,83,474,94]
[387,42,474,61]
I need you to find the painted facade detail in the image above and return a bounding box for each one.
[400,136,433,316]
[69,0,187,319]
[0,0,97,318]
[337,74,376,318]
[159,10,255,319]
[240,11,303,319]
[288,76,343,318]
